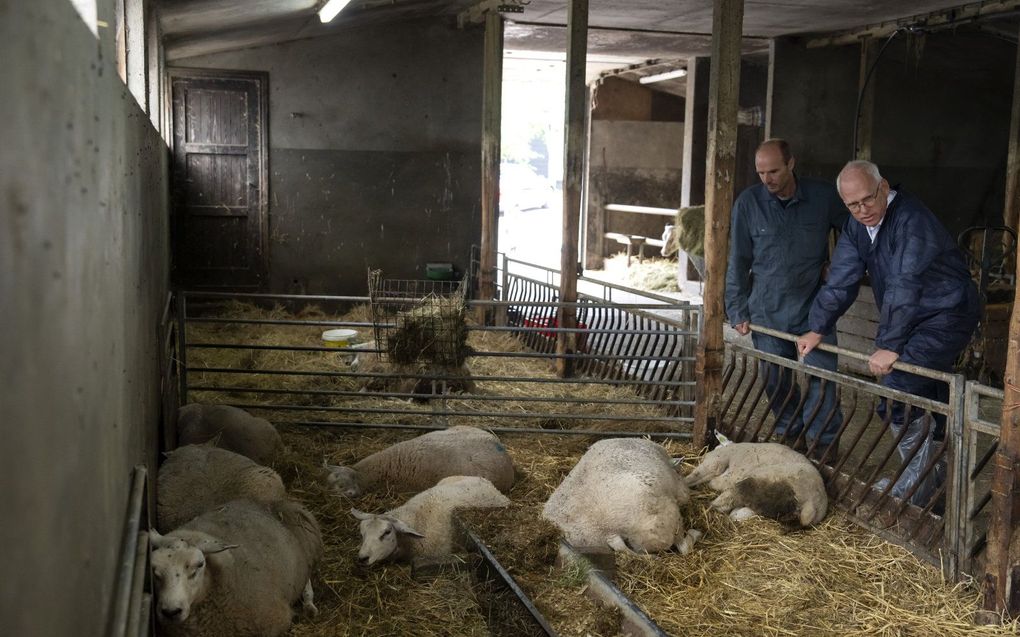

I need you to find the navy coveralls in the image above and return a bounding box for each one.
[726,176,849,445]
[809,189,980,505]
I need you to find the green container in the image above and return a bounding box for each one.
[425,262,455,281]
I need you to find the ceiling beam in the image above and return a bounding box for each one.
[806,0,1020,48]
[159,0,318,37]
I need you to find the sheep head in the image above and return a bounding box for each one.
[324,462,363,498]
[350,508,424,566]
[149,530,237,624]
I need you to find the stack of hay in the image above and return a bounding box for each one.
[363,294,474,398]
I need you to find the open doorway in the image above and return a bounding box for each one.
[497,51,564,267]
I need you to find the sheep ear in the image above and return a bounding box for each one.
[195,538,238,555]
[149,529,173,549]
[392,519,425,539]
[350,508,374,521]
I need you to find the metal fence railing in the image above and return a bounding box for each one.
[499,255,701,419]
[960,381,1002,578]
[176,263,700,440]
[718,327,991,581]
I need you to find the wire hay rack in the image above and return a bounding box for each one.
[367,269,471,367]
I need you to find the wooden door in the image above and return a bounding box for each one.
[170,69,268,288]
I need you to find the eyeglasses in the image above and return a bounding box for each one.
[845,184,882,213]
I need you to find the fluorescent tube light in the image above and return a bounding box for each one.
[319,0,354,23]
[638,68,687,84]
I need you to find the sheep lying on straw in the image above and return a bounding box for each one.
[324,425,515,497]
[543,438,701,554]
[352,475,509,565]
[150,498,322,637]
[684,441,827,527]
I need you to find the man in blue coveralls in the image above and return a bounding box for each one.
[726,139,848,459]
[798,160,980,507]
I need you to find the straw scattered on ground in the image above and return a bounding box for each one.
[592,253,681,293]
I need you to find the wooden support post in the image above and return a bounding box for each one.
[681,57,711,208]
[854,37,877,160]
[1004,23,1020,235]
[693,0,743,449]
[982,23,1020,623]
[556,0,588,378]
[763,39,775,139]
[477,11,503,324]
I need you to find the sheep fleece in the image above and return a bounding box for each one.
[157,445,287,532]
[542,438,691,551]
[177,403,283,465]
[388,476,510,560]
[353,425,514,493]
[158,499,322,637]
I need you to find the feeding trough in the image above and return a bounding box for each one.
[321,328,359,348]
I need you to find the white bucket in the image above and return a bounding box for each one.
[321,328,358,348]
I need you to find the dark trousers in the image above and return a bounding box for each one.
[752,331,843,445]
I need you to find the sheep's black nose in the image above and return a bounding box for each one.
[161,607,183,620]
[357,556,369,565]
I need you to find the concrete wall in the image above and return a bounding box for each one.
[871,30,1015,237]
[770,31,1016,237]
[0,1,170,635]
[587,120,685,266]
[176,19,484,295]
[769,37,859,181]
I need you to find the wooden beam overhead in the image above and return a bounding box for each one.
[693,0,744,448]
[806,0,1020,48]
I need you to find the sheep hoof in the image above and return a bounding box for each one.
[729,507,757,522]
[675,529,702,555]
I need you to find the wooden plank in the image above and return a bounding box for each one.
[836,315,879,340]
[855,37,877,160]
[681,56,710,208]
[477,11,503,320]
[694,0,743,447]
[1005,21,1020,235]
[556,0,588,377]
[763,40,775,139]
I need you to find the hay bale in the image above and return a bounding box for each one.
[674,205,705,257]
[386,295,469,367]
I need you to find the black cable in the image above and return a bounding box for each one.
[851,27,911,156]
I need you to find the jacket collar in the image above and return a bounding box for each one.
[754,173,807,205]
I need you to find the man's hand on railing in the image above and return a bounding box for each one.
[734,321,751,336]
[797,331,823,358]
[869,348,899,376]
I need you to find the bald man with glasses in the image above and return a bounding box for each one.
[798,160,980,508]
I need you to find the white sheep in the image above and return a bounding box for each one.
[324,425,515,497]
[684,442,828,527]
[351,475,509,565]
[150,498,323,637]
[542,438,701,554]
[177,403,284,465]
[157,444,287,532]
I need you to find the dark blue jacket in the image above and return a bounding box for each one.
[809,189,979,353]
[725,176,848,334]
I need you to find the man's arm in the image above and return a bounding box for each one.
[725,197,753,330]
[808,221,866,337]
[874,211,943,354]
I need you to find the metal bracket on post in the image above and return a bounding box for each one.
[457,0,527,28]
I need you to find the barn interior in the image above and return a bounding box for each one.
[4,0,1020,634]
